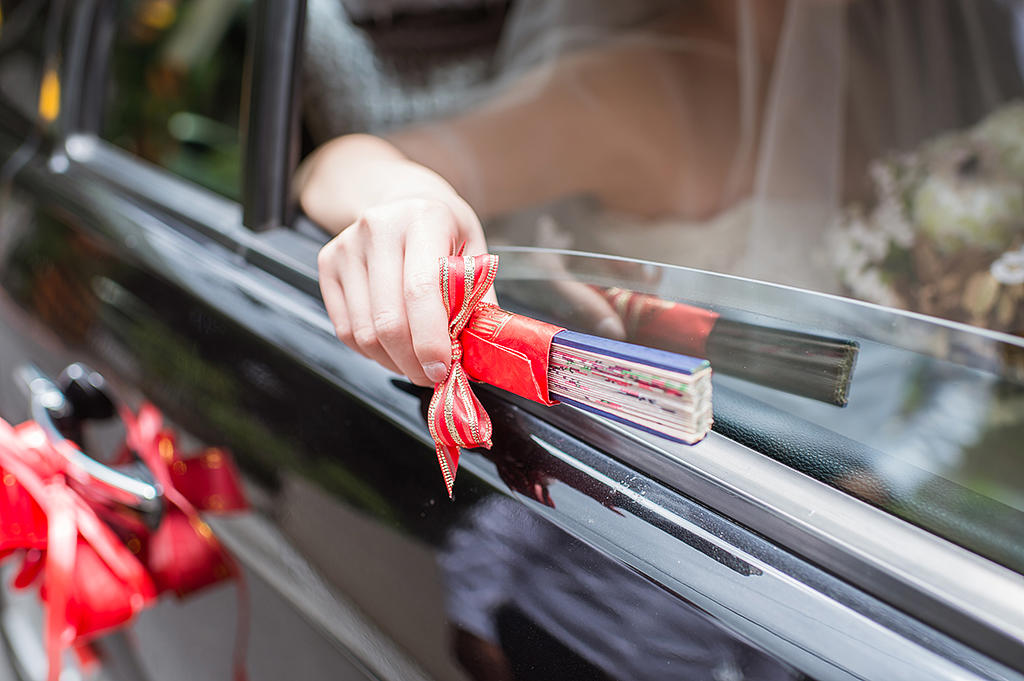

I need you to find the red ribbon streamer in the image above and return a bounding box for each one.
[428,253,500,498]
[0,404,249,681]
[119,404,246,596]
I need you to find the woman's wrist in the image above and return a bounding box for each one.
[298,134,473,236]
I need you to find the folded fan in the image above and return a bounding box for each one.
[548,330,712,444]
[458,303,713,444]
[431,253,712,498]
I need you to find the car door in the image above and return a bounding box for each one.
[0,2,1023,681]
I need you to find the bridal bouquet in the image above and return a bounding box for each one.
[833,101,1024,336]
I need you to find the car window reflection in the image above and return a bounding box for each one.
[102,0,248,200]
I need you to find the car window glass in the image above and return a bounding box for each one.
[301,0,1024,338]
[298,0,1024,571]
[101,0,249,200]
[491,248,1024,577]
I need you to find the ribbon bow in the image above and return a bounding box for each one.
[0,404,249,681]
[428,253,499,497]
[0,419,158,681]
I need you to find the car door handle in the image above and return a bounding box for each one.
[15,364,163,527]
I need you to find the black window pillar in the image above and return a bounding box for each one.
[242,0,305,232]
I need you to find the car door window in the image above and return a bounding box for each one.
[0,0,54,123]
[101,0,249,200]
[300,0,1024,335]
[494,249,1024,576]
[293,0,1024,576]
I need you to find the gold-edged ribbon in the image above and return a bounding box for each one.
[427,253,499,497]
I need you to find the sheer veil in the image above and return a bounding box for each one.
[303,0,1024,295]
[744,0,1023,289]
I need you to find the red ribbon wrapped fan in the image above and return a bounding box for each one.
[428,254,564,497]
[427,254,724,497]
[0,403,248,681]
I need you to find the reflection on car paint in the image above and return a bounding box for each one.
[440,496,792,681]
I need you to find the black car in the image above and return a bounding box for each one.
[0,1,1023,680]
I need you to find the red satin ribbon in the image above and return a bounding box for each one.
[0,420,157,681]
[428,253,499,498]
[119,404,246,596]
[0,404,249,681]
[119,404,250,681]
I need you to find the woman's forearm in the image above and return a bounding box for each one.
[296,134,473,234]
[386,27,727,220]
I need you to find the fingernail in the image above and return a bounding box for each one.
[424,361,449,383]
[596,317,626,340]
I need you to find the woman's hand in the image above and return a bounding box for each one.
[298,135,493,386]
[298,134,624,387]
[300,136,491,386]
[315,193,491,386]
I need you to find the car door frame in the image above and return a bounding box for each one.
[238,6,1024,676]
[238,5,1024,676]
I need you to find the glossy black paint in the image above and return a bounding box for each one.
[0,153,805,681]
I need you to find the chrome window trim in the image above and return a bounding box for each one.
[536,405,1024,669]
[461,433,1023,681]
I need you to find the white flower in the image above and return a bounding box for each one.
[873,198,915,248]
[912,172,1024,252]
[869,160,898,196]
[847,266,901,308]
[854,221,892,261]
[973,100,1024,178]
[990,249,1024,285]
[845,242,870,274]
[831,223,870,274]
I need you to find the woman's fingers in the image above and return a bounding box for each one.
[318,265,356,350]
[366,227,435,386]
[318,196,490,385]
[404,219,458,384]
[320,240,401,373]
[332,243,404,375]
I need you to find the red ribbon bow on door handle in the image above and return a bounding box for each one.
[427,253,499,498]
[0,404,249,681]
